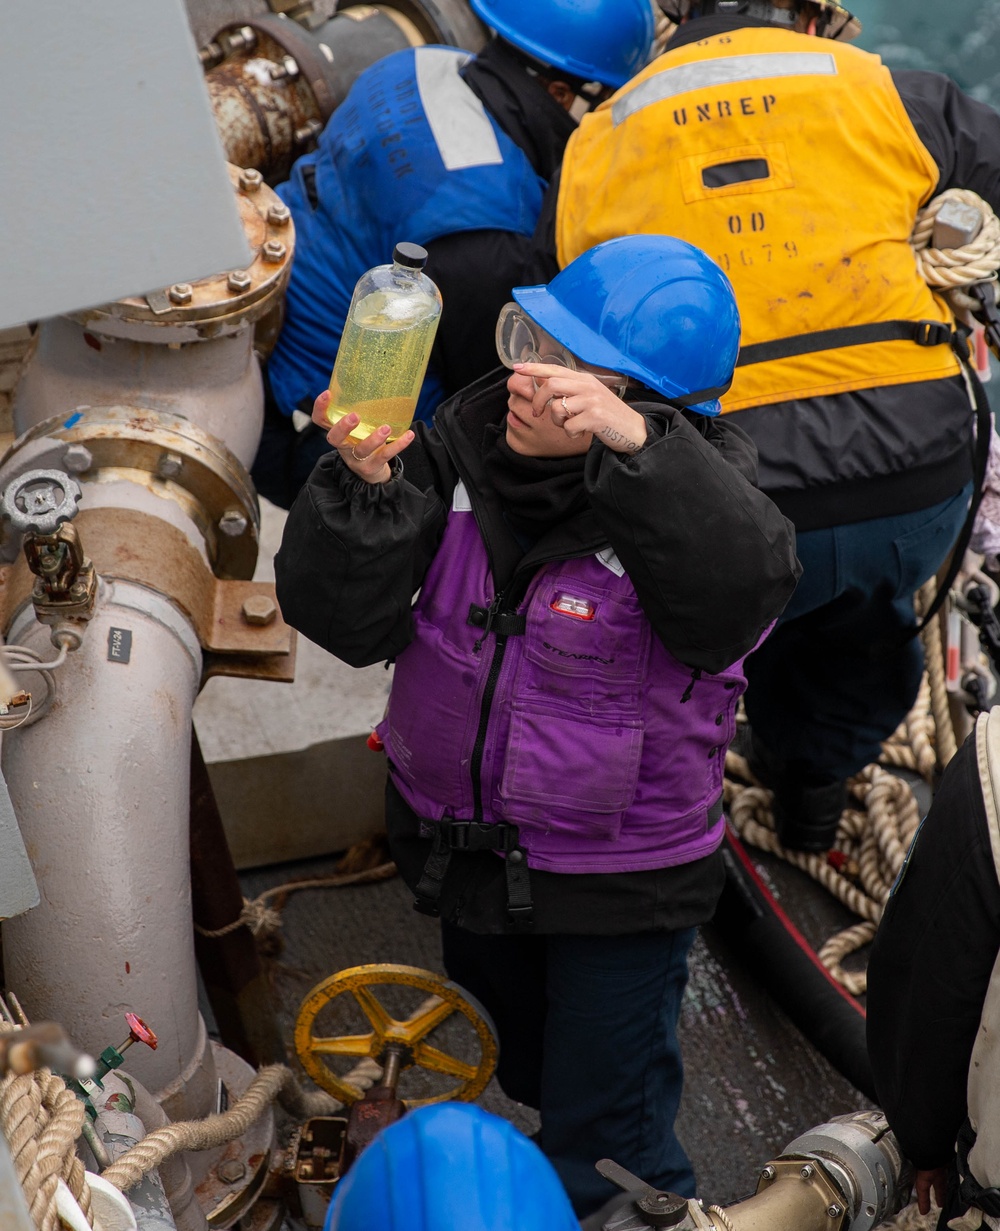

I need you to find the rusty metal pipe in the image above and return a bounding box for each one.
[204,3,487,183]
[205,11,418,182]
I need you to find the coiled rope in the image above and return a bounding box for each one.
[724,581,954,996]
[0,1015,93,1231]
[910,187,1000,292]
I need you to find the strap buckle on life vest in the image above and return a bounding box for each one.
[467,602,527,638]
[413,818,533,928]
[914,320,954,347]
[445,820,520,852]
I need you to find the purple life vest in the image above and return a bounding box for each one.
[377,484,751,874]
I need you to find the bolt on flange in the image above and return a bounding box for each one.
[217,1158,246,1185]
[238,168,263,194]
[168,284,193,306]
[63,445,93,475]
[218,509,249,538]
[227,270,253,293]
[156,453,183,480]
[262,240,287,263]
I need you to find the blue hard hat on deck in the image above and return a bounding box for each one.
[324,1103,578,1231]
[469,0,655,89]
[513,235,741,416]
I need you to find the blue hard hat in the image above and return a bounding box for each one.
[512,236,741,415]
[469,0,655,89]
[324,1103,579,1231]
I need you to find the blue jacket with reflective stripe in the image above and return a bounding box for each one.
[267,46,547,423]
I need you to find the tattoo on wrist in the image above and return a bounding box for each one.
[600,425,642,453]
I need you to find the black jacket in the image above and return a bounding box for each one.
[529,16,1000,530]
[275,371,800,674]
[275,374,800,934]
[868,731,1000,1170]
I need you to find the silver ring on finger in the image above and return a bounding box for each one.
[350,445,364,462]
[561,396,569,412]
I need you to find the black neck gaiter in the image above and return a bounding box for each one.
[482,424,588,542]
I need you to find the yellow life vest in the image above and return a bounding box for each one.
[556,26,960,412]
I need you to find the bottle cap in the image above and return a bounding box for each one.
[393,242,429,269]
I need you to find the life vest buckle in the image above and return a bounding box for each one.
[914,320,953,347]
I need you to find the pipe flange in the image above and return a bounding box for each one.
[68,166,293,344]
[1,470,82,536]
[781,1113,908,1231]
[225,13,342,121]
[0,408,259,580]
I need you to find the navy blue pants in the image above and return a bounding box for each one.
[744,487,971,782]
[440,922,697,1217]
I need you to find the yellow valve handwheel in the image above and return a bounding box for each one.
[294,963,498,1108]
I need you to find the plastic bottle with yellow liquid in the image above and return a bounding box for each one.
[327,242,442,445]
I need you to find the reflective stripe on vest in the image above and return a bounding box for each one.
[556,27,960,412]
[415,47,503,170]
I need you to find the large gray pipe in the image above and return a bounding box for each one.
[0,166,288,1228]
[0,575,213,1117]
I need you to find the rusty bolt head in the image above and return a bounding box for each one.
[219,509,249,537]
[157,453,183,480]
[267,204,291,227]
[294,119,323,146]
[227,270,252,293]
[63,445,93,474]
[70,582,88,600]
[168,283,193,306]
[217,1159,246,1185]
[242,595,277,626]
[238,168,263,194]
[262,240,287,263]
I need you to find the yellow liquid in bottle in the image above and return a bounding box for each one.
[327,288,441,444]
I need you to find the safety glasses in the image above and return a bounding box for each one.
[495,303,627,397]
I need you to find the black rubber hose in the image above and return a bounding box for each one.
[714,829,877,1103]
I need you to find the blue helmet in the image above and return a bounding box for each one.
[469,0,655,90]
[324,1103,578,1231]
[512,235,740,415]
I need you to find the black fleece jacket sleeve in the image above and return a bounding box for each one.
[585,408,801,673]
[893,69,1000,211]
[273,425,456,667]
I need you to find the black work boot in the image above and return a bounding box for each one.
[747,730,847,853]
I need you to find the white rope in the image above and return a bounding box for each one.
[911,188,1000,291]
[0,1016,92,1231]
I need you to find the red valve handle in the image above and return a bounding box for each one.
[124,1013,158,1051]
[366,731,385,753]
